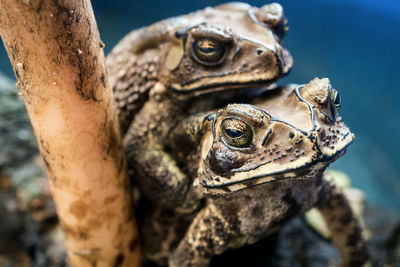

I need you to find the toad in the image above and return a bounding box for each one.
[156,78,368,266]
[106,2,293,211]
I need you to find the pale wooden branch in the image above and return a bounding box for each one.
[0,0,141,266]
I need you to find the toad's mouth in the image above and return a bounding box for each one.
[170,72,284,95]
[198,146,349,196]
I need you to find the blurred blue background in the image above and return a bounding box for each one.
[1,0,399,209]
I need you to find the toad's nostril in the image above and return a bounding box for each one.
[256,48,264,56]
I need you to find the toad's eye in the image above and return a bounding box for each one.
[330,89,341,118]
[191,39,227,66]
[221,119,252,147]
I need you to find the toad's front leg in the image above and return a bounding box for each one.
[317,174,370,267]
[169,201,242,267]
[123,102,211,213]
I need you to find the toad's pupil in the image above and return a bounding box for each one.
[225,128,244,138]
[198,41,216,53]
[191,38,226,66]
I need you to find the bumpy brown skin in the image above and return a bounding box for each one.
[170,175,369,267]
[165,78,369,266]
[106,2,293,212]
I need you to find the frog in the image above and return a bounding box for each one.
[146,78,367,266]
[106,2,293,212]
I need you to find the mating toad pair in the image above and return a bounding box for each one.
[107,2,368,266]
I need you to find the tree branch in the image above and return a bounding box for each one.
[0,0,141,266]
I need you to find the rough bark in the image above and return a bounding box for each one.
[0,1,141,266]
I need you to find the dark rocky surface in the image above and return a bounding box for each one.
[0,74,37,169]
[0,74,64,267]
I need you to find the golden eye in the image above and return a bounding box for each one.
[191,39,226,66]
[330,89,341,118]
[221,119,253,147]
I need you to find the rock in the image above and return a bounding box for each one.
[386,225,400,265]
[0,72,64,266]
[0,73,37,170]
[0,173,26,264]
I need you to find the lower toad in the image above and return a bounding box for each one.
[140,78,369,266]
